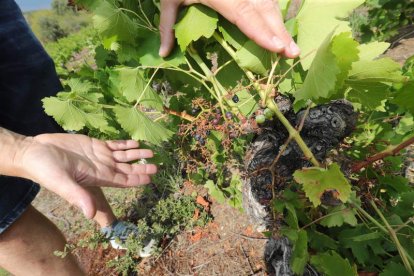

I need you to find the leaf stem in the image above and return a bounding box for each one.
[134,67,159,108]
[187,45,228,117]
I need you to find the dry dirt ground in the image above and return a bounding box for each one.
[30,25,414,276]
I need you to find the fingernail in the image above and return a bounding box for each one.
[158,45,167,58]
[272,36,285,51]
[289,41,301,56]
[79,202,91,219]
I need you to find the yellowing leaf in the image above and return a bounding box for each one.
[293,163,352,207]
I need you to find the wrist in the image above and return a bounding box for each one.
[0,128,34,179]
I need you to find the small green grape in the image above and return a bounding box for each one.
[256,114,266,124]
[264,108,274,119]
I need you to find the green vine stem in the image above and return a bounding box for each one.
[213,32,321,167]
[350,199,414,273]
[370,200,414,275]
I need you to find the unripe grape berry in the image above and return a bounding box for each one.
[264,108,274,119]
[225,112,233,119]
[256,114,266,124]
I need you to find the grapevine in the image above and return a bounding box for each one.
[43,0,414,275]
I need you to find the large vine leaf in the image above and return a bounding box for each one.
[310,251,358,276]
[332,32,360,90]
[291,230,309,275]
[175,5,218,51]
[293,163,352,207]
[218,18,248,51]
[43,97,109,132]
[381,262,411,276]
[392,81,414,115]
[320,205,358,227]
[137,32,186,67]
[294,32,359,108]
[296,0,365,70]
[113,106,173,145]
[92,0,138,43]
[344,41,403,110]
[235,40,271,75]
[109,67,163,111]
[347,57,404,83]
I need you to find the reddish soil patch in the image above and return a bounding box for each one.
[143,202,267,276]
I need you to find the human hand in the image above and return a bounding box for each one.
[159,0,300,58]
[16,133,157,219]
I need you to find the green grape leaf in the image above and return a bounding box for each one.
[175,5,218,51]
[338,226,385,266]
[218,18,248,50]
[235,40,271,75]
[294,32,338,103]
[137,32,186,67]
[296,0,365,70]
[43,97,109,132]
[92,1,138,43]
[391,191,414,220]
[380,262,411,276]
[308,230,338,251]
[113,106,173,145]
[347,82,389,111]
[358,41,390,61]
[348,57,404,83]
[109,67,163,111]
[205,180,226,204]
[290,230,309,275]
[320,205,358,227]
[393,81,414,115]
[295,32,359,104]
[293,163,352,207]
[116,43,140,63]
[234,89,259,117]
[310,251,357,276]
[66,78,95,95]
[331,32,360,90]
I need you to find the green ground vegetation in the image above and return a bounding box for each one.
[25,0,91,43]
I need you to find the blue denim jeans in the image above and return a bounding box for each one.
[0,0,64,234]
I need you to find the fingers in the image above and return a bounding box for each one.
[52,175,97,219]
[112,149,154,162]
[231,1,285,53]
[202,0,300,58]
[159,0,181,57]
[106,140,139,150]
[115,163,158,175]
[256,1,300,58]
[110,172,152,187]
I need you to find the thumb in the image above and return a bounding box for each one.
[159,0,180,57]
[54,175,97,219]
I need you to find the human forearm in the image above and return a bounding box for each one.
[0,127,32,178]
